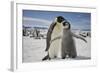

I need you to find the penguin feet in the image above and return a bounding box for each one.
[61,55,66,59]
[62,57,66,59]
[69,54,77,58]
[71,55,77,58]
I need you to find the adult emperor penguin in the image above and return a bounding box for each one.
[42,16,87,60]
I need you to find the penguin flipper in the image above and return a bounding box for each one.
[45,22,56,51]
[71,32,87,43]
[42,54,49,61]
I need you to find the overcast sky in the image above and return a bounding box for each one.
[23,10,91,30]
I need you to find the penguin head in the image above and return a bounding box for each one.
[55,16,71,29]
[62,21,70,29]
[56,16,65,23]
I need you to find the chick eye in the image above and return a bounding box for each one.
[63,22,67,26]
[63,23,66,26]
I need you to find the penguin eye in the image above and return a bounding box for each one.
[63,22,67,26]
[63,23,66,26]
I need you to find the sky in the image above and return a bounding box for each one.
[23,10,91,30]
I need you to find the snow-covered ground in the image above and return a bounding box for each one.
[22,36,91,62]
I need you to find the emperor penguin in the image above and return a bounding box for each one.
[42,16,87,60]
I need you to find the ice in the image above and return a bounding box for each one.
[22,36,91,62]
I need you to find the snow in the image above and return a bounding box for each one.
[22,36,91,62]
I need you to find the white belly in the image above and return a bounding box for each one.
[48,23,63,59]
[49,39,62,58]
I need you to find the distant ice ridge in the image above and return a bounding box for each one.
[23,17,52,28]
